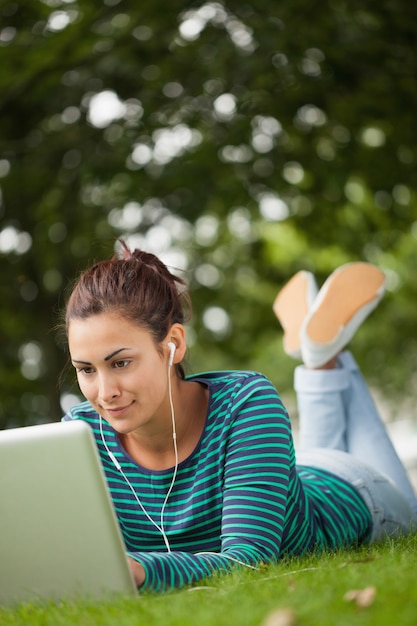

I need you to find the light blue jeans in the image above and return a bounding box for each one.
[294,351,417,542]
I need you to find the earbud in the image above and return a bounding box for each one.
[167,341,176,367]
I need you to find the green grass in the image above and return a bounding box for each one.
[2,535,417,626]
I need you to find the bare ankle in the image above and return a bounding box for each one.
[307,355,339,370]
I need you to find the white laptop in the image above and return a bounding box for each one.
[0,419,137,606]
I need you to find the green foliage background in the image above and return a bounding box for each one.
[1,0,417,427]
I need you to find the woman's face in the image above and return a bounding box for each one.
[68,313,172,436]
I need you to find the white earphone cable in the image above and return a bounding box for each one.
[196,552,260,571]
[99,349,179,552]
[159,356,179,549]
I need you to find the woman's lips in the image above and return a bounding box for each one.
[105,402,134,418]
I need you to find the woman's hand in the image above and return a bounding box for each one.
[127,557,146,588]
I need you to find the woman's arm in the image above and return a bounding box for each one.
[128,375,295,592]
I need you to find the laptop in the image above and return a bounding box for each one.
[0,419,137,606]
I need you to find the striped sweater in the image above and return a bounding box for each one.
[64,370,372,592]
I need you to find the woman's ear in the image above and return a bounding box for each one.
[165,323,187,364]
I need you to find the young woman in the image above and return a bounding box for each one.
[63,243,417,592]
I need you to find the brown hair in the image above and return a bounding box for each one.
[65,241,191,377]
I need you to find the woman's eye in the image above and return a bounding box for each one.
[77,366,94,375]
[113,359,130,369]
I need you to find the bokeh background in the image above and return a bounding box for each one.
[1,0,417,428]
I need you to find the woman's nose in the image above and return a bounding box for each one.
[97,374,120,403]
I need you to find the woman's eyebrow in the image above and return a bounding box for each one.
[72,348,129,366]
[104,348,129,361]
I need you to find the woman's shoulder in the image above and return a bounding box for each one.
[188,370,278,400]
[62,400,100,424]
[193,370,289,432]
[187,369,271,386]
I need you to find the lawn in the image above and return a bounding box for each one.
[2,535,417,626]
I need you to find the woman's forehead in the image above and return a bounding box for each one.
[68,314,151,347]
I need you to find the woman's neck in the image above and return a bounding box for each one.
[119,380,208,471]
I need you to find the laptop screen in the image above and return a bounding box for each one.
[0,420,136,606]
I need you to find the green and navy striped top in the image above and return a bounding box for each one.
[64,370,372,592]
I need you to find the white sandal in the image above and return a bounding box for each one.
[273,270,318,359]
[300,262,386,368]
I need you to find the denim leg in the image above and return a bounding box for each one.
[339,351,417,514]
[294,360,350,451]
[294,351,417,514]
[297,449,417,541]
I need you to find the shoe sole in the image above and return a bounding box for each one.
[303,263,385,363]
[273,271,317,358]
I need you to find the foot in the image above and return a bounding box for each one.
[273,271,318,359]
[300,262,386,368]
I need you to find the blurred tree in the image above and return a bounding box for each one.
[1,0,417,427]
